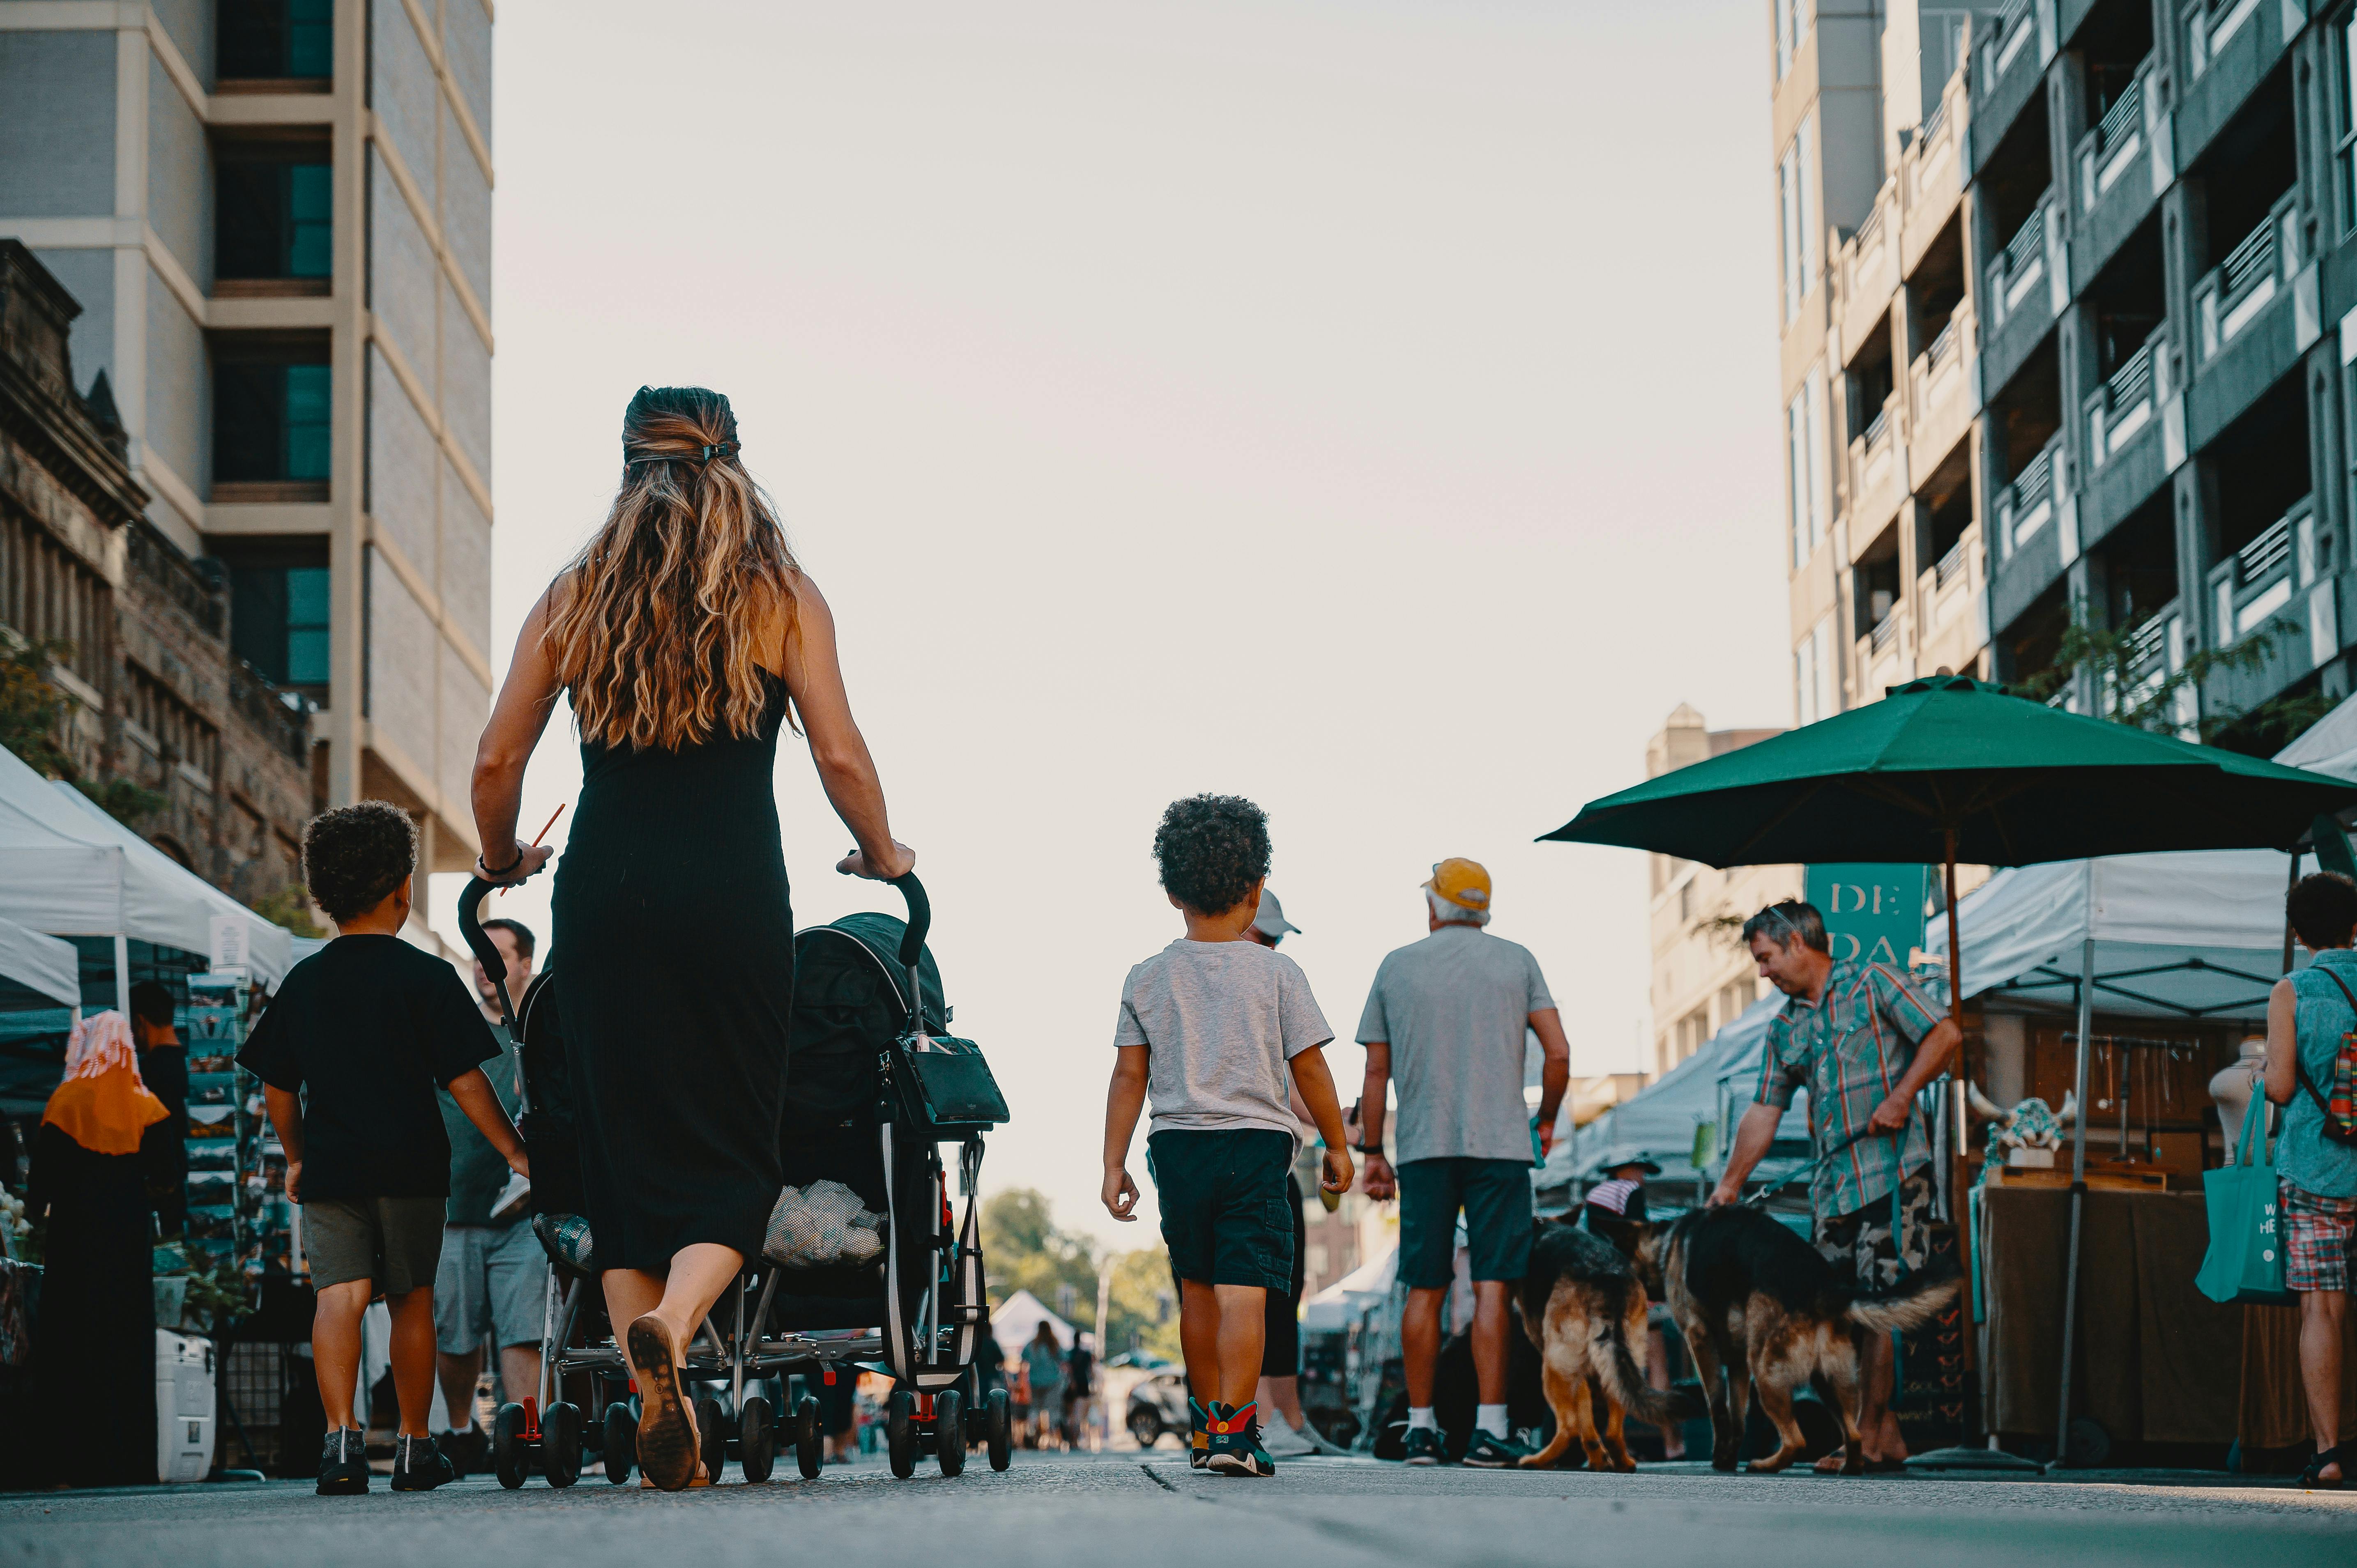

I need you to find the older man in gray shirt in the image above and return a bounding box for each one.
[1358,858,1569,1467]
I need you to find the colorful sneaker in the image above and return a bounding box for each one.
[391,1432,456,1491]
[1401,1425,1446,1467]
[1461,1430,1531,1469]
[1189,1398,1208,1470]
[1205,1401,1273,1477]
[315,1428,370,1495]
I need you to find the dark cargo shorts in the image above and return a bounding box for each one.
[303,1196,445,1296]
[1397,1156,1533,1289]
[1146,1128,1296,1291]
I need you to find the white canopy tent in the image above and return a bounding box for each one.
[0,743,292,1002]
[1546,995,1803,1192]
[0,914,79,1011]
[989,1288,1077,1355]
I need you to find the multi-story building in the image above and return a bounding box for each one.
[1775,0,2357,741]
[1644,704,1798,1080]
[0,0,495,889]
[4,240,313,902]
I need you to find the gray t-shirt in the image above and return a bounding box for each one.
[1113,939,1333,1148]
[1356,924,1554,1165]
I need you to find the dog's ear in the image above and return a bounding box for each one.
[1588,1211,1643,1260]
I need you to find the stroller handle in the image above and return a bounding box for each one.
[457,876,520,1033]
[890,872,930,968]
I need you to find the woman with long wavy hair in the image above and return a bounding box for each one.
[471,385,911,1489]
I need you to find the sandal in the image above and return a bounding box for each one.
[2295,1443,2348,1490]
[626,1315,699,1492]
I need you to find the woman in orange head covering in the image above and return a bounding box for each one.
[25,1010,175,1487]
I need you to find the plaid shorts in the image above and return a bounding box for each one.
[2279,1179,2357,1294]
[1816,1165,1933,1292]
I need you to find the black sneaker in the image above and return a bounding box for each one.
[391,1432,455,1491]
[1461,1430,1531,1469]
[1402,1426,1446,1467]
[316,1428,370,1495]
[437,1426,486,1478]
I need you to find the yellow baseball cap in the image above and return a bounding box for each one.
[1424,858,1492,911]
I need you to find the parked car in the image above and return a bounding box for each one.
[1125,1370,1190,1448]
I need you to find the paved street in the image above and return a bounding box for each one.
[5,1452,2350,1567]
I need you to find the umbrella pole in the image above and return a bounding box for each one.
[2051,932,2096,1469]
[1944,833,1962,1032]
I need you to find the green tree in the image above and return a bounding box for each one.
[0,635,166,828]
[2018,612,2335,754]
[982,1187,1181,1363]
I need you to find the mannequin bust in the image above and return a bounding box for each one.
[2210,1036,2269,1160]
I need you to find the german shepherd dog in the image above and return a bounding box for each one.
[1634,1204,1959,1475]
[1515,1217,1701,1471]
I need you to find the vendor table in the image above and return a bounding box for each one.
[2237,1302,2357,1451]
[1976,1186,2239,1444]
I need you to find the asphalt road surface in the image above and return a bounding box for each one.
[5,1451,2351,1566]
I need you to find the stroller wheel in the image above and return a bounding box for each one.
[695,1396,727,1483]
[886,1390,918,1479]
[740,1396,776,1483]
[985,1388,1013,1472]
[543,1402,583,1488]
[934,1389,966,1478]
[603,1402,637,1485]
[492,1402,529,1490]
[794,1394,824,1480]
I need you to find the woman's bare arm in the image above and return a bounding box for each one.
[470,585,564,884]
[2262,977,2299,1108]
[773,574,912,881]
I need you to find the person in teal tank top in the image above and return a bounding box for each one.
[2263,874,2357,1489]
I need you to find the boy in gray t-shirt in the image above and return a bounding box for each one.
[1102,794,1352,1477]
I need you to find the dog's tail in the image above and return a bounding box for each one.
[1595,1320,1703,1428]
[1842,1267,1961,1336]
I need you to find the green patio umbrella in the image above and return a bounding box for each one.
[1540,674,2357,1467]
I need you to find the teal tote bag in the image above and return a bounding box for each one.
[2197,1095,2295,1308]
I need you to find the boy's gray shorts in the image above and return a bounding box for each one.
[435,1222,551,1353]
[303,1196,445,1295]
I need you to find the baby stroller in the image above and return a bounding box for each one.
[458,870,1014,1486]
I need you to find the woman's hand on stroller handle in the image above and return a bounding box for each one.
[1103,1165,1139,1222]
[477,840,552,886]
[836,840,914,881]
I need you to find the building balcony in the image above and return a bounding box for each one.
[1836,180,1901,358]
[1985,196,2058,336]
[1908,298,1976,472]
[1982,0,2040,92]
[2183,0,2263,85]
[1846,393,1908,540]
[2074,55,2162,216]
[1915,521,1989,667]
[1900,69,1970,271]
[2083,323,2168,473]
[2195,193,2298,366]
[1996,433,2063,556]
[1855,602,1915,701]
[2106,601,2188,722]
[2208,496,2309,646]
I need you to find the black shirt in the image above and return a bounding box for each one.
[237,935,501,1201]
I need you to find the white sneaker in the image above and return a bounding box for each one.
[1259,1417,1317,1458]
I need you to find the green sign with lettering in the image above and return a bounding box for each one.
[1804,864,1930,969]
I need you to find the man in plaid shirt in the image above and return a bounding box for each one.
[1708,899,1960,1470]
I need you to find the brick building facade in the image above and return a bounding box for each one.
[2,241,313,906]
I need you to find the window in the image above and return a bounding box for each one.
[2338,14,2357,235]
[225,551,331,694]
[1775,0,1808,81]
[217,146,331,285]
[219,0,334,82]
[1786,367,1828,565]
[213,348,331,498]
[1796,613,1837,726]
[1778,116,1820,324]
[0,508,110,692]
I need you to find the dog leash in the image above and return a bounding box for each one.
[1738,1124,1878,1207]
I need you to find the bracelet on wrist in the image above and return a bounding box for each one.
[478,848,524,877]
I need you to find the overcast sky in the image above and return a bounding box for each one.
[433,0,1789,1246]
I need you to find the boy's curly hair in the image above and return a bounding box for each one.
[1153,794,1271,916]
[302,802,418,922]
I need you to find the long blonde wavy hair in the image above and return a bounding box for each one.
[545,386,801,750]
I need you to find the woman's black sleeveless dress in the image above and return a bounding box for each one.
[552,672,793,1271]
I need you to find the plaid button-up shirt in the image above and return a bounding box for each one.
[1754,959,1940,1220]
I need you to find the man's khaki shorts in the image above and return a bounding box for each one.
[303,1196,446,1296]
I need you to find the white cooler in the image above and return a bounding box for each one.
[156,1330,215,1483]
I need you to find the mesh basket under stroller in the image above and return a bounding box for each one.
[459,872,1013,1485]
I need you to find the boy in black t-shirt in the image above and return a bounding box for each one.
[239,802,528,1495]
